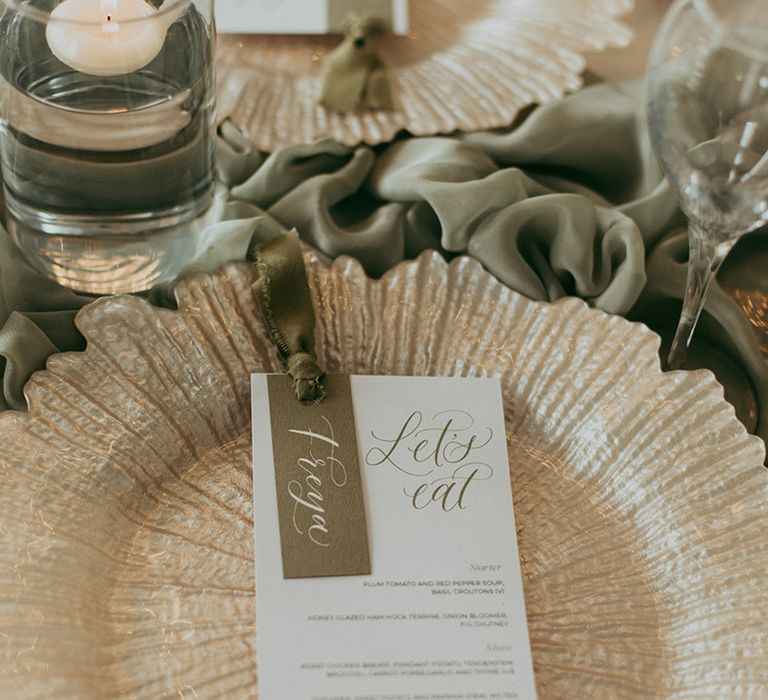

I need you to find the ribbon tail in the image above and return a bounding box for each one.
[253,230,326,403]
[364,61,394,110]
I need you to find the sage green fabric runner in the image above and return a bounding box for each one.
[1,80,766,442]
[0,215,90,411]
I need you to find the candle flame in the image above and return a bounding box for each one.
[100,0,118,26]
[100,0,119,32]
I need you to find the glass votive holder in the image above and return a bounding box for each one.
[0,0,216,294]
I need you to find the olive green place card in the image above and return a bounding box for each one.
[265,373,370,579]
[251,374,537,699]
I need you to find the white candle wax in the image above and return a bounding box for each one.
[46,0,182,76]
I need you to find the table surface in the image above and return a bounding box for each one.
[585,0,672,80]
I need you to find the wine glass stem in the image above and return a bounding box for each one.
[667,226,735,370]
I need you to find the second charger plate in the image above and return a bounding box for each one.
[217,0,634,151]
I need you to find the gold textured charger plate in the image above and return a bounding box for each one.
[216,0,634,151]
[1,252,767,699]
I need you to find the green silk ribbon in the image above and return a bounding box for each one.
[320,14,394,113]
[253,229,326,403]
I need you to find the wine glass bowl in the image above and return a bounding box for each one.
[647,0,768,368]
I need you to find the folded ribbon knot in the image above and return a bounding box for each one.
[319,13,394,113]
[286,351,326,403]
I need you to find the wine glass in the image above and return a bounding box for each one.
[647,0,768,369]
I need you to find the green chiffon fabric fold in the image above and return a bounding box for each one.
[1,80,765,442]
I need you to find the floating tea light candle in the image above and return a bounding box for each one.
[46,0,185,76]
[0,0,216,294]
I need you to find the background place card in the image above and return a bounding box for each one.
[252,375,538,699]
[217,0,410,36]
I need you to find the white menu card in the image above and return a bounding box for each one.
[251,375,537,699]
[217,0,409,36]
